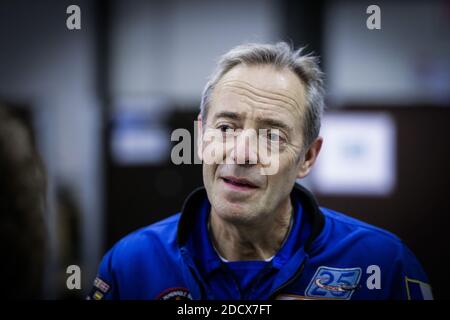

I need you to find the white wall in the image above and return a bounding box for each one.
[324,0,450,106]
[109,0,283,105]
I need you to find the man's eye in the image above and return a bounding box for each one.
[266,130,281,142]
[218,124,233,132]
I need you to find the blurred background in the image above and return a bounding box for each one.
[0,0,449,299]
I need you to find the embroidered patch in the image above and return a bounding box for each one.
[92,291,104,300]
[156,287,193,300]
[94,277,110,293]
[87,276,111,300]
[405,277,433,300]
[305,266,362,300]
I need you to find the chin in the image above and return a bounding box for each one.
[213,197,258,225]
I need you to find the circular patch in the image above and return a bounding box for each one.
[156,287,193,300]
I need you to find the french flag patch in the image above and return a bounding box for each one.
[405,277,433,300]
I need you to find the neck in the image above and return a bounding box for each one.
[209,198,293,261]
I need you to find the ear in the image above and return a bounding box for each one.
[297,137,323,179]
[196,114,203,161]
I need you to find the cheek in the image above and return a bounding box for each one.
[283,143,304,167]
[203,163,214,176]
[266,150,302,184]
[203,162,222,191]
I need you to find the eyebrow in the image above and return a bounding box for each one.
[256,117,291,133]
[213,111,241,121]
[213,111,291,133]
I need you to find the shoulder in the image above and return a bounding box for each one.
[94,213,184,299]
[317,207,407,258]
[311,208,430,299]
[322,207,402,241]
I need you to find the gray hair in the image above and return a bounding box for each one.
[200,42,325,149]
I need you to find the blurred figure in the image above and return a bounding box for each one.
[55,184,82,299]
[0,105,47,299]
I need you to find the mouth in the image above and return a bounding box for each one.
[221,176,259,191]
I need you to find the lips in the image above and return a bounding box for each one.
[221,176,258,188]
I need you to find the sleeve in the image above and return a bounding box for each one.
[388,243,433,300]
[87,249,118,300]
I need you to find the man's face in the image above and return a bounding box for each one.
[200,64,310,225]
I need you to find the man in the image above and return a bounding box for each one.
[89,42,431,300]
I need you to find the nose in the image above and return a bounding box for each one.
[230,129,258,165]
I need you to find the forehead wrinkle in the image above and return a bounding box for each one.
[219,79,303,112]
[237,95,301,126]
[215,85,304,128]
[230,87,300,119]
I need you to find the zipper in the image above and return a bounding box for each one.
[181,248,212,299]
[247,261,275,300]
[268,259,307,299]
